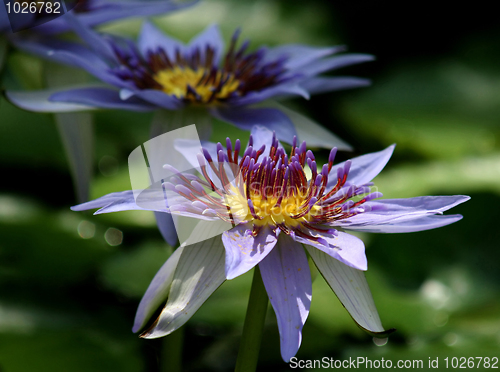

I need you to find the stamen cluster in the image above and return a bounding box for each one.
[164,134,382,243]
[110,30,289,104]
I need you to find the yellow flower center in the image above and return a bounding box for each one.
[153,67,240,104]
[224,186,322,229]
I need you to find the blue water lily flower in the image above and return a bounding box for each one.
[7,19,373,145]
[71,126,469,361]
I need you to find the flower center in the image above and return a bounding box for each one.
[110,29,288,105]
[163,134,382,241]
[152,67,240,103]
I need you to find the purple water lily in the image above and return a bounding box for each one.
[6,18,373,145]
[71,126,469,361]
[1,0,196,34]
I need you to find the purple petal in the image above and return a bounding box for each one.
[259,234,311,362]
[212,107,297,145]
[299,76,372,95]
[293,231,367,271]
[63,12,117,63]
[188,24,224,65]
[133,246,184,333]
[5,88,99,113]
[262,44,344,70]
[301,54,375,77]
[327,145,395,190]
[155,212,178,246]
[337,195,470,230]
[138,21,185,61]
[173,138,218,169]
[230,83,310,106]
[128,89,184,110]
[141,236,226,338]
[71,190,154,213]
[222,223,278,280]
[249,125,283,158]
[43,0,198,34]
[50,87,156,111]
[305,245,393,336]
[343,214,464,233]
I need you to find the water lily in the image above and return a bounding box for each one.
[6,18,372,145]
[71,126,469,361]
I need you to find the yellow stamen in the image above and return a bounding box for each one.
[153,67,240,104]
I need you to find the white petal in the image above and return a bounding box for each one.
[141,236,226,338]
[133,246,184,333]
[306,245,393,336]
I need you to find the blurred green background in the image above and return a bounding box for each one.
[1,0,499,371]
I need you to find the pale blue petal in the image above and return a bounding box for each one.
[327,145,395,189]
[5,88,99,113]
[343,214,464,233]
[50,87,157,111]
[249,125,283,158]
[221,223,277,280]
[138,21,185,60]
[188,24,224,65]
[212,107,297,145]
[263,44,344,70]
[155,212,178,246]
[299,76,372,95]
[129,89,184,110]
[293,231,367,271]
[337,195,470,229]
[302,54,375,77]
[259,234,311,362]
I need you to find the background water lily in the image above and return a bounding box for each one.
[72,126,469,361]
[6,17,372,146]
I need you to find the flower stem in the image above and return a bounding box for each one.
[160,327,184,372]
[234,266,269,372]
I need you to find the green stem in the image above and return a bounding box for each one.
[235,266,269,372]
[160,327,184,372]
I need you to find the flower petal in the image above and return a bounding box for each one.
[263,44,344,70]
[299,76,372,95]
[259,234,312,362]
[337,195,470,229]
[294,231,367,271]
[343,214,464,233]
[302,54,375,77]
[155,211,178,246]
[5,87,99,113]
[127,89,184,110]
[264,102,352,150]
[50,87,156,111]
[327,145,395,189]
[138,21,185,60]
[212,107,297,145]
[188,24,224,65]
[37,0,199,34]
[305,245,394,337]
[222,223,278,280]
[140,236,226,338]
[63,12,117,63]
[248,125,283,158]
[133,246,184,333]
[230,83,310,106]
